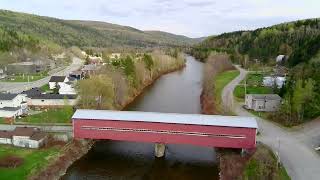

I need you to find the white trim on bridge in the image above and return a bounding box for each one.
[72,110,258,129]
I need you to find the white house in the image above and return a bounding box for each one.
[59,82,77,95]
[0,93,28,118]
[0,130,12,144]
[263,76,286,88]
[27,94,78,107]
[109,53,121,59]
[276,55,287,63]
[0,68,6,79]
[49,76,69,90]
[245,94,282,112]
[11,127,47,149]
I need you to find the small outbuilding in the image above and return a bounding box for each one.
[0,130,12,144]
[11,127,47,149]
[245,94,282,112]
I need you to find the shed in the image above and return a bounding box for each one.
[0,130,12,144]
[245,94,281,112]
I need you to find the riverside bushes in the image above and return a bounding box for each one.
[201,53,235,114]
[77,50,185,110]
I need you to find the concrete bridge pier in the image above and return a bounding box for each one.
[155,143,166,158]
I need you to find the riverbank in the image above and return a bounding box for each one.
[200,53,235,115]
[218,143,290,180]
[29,140,94,180]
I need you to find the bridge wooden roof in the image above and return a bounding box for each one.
[72,110,258,129]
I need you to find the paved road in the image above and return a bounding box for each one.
[222,66,320,180]
[0,57,83,93]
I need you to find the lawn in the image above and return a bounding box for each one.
[243,144,290,180]
[0,73,47,82]
[0,118,4,124]
[234,72,273,102]
[40,84,51,92]
[234,85,273,101]
[17,107,74,124]
[0,145,60,180]
[214,70,240,112]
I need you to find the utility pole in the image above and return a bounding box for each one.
[277,138,281,169]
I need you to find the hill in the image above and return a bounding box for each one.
[0,9,198,52]
[192,18,320,66]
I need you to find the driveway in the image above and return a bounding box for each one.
[222,66,320,180]
[0,57,83,93]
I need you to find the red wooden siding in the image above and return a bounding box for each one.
[73,119,257,149]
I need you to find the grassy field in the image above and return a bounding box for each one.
[0,145,60,180]
[243,144,291,180]
[234,73,273,101]
[17,107,73,124]
[214,70,240,112]
[0,73,47,82]
[0,118,4,124]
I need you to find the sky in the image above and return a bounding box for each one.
[0,0,320,38]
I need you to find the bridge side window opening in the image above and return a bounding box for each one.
[80,126,247,139]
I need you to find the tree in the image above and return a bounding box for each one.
[292,79,315,121]
[142,53,153,71]
[77,75,115,109]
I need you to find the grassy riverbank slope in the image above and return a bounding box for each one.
[201,53,235,114]
[220,143,290,180]
[0,145,61,180]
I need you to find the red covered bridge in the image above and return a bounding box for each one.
[73,110,258,153]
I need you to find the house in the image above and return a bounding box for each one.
[6,61,47,75]
[59,81,77,95]
[81,64,101,76]
[109,53,121,59]
[0,130,12,144]
[69,70,84,80]
[49,76,68,89]
[245,94,282,112]
[11,127,47,149]
[0,93,28,118]
[276,55,287,64]
[0,68,6,79]
[263,76,286,88]
[27,94,78,107]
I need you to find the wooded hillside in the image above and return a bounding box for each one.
[0,10,198,50]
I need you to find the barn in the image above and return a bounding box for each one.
[73,110,258,149]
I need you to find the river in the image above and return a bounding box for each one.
[61,56,219,180]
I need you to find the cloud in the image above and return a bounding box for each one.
[0,0,319,37]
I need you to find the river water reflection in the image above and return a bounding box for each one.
[61,56,219,180]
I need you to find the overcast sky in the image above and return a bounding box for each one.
[1,0,319,38]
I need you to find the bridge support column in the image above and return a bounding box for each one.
[155,143,166,158]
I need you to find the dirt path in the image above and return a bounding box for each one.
[222,66,320,180]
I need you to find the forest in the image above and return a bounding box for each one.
[192,18,320,125]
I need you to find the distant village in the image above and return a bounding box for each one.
[0,51,122,149]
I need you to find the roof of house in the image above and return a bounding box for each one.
[276,55,286,62]
[0,93,19,100]
[0,107,21,112]
[0,130,12,138]
[248,94,282,100]
[12,127,37,137]
[73,110,258,129]
[70,70,83,76]
[82,64,100,71]
[49,76,66,82]
[28,94,77,100]
[30,132,47,141]
[22,88,43,97]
